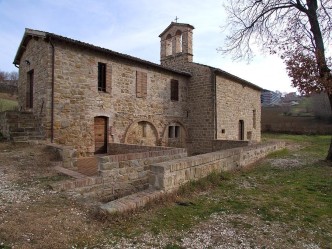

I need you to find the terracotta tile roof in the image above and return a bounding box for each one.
[194,62,262,91]
[159,22,195,37]
[13,28,192,77]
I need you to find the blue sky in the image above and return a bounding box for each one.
[0,0,296,92]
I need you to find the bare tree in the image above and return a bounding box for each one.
[220,0,332,161]
[0,70,18,84]
[0,71,6,82]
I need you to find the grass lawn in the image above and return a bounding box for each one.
[0,134,331,248]
[0,98,18,111]
[102,134,332,248]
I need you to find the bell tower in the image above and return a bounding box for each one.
[159,22,194,67]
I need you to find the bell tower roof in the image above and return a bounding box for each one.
[159,22,195,38]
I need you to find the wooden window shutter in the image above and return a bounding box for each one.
[136,71,147,98]
[171,79,179,101]
[106,64,112,93]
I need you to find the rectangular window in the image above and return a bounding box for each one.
[168,126,174,138]
[136,71,147,98]
[253,109,256,129]
[98,62,106,92]
[168,125,180,138]
[26,70,34,108]
[171,79,179,101]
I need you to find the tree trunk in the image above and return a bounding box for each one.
[305,0,332,162]
[326,92,332,162]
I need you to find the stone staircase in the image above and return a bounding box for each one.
[0,111,45,142]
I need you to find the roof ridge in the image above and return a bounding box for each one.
[13,28,191,77]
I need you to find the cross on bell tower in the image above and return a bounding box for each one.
[175,16,179,23]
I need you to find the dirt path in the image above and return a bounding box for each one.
[0,142,103,249]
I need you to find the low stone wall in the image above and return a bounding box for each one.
[98,148,188,200]
[212,140,249,151]
[0,112,9,139]
[150,141,285,192]
[46,144,78,169]
[108,143,181,154]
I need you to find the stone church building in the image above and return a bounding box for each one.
[13,22,262,156]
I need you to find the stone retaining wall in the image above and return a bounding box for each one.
[212,140,249,151]
[46,144,77,169]
[0,112,8,139]
[97,147,187,200]
[150,141,285,192]
[108,143,186,154]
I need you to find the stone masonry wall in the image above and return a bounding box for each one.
[108,142,186,154]
[212,140,249,151]
[52,40,190,156]
[150,141,285,192]
[216,75,261,142]
[17,37,52,136]
[0,112,8,138]
[160,24,216,155]
[98,148,187,200]
[162,59,215,155]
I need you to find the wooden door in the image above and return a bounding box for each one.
[94,117,107,154]
[26,70,34,108]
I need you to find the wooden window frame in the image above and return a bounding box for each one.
[98,62,107,92]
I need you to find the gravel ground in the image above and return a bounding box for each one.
[0,141,329,249]
[101,213,322,249]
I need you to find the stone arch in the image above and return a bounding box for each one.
[175,30,182,53]
[166,34,172,56]
[161,120,187,148]
[124,119,159,146]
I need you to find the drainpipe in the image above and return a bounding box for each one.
[49,38,55,143]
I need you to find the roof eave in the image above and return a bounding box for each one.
[212,68,263,91]
[159,22,195,37]
[46,32,191,77]
[13,28,46,65]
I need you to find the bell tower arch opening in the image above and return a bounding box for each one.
[166,34,172,56]
[159,22,194,65]
[175,30,182,53]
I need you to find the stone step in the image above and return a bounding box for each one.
[10,131,42,137]
[100,189,165,214]
[12,135,45,142]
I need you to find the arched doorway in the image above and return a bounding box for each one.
[125,121,158,146]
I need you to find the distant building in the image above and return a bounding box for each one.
[283,92,299,103]
[261,90,281,106]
